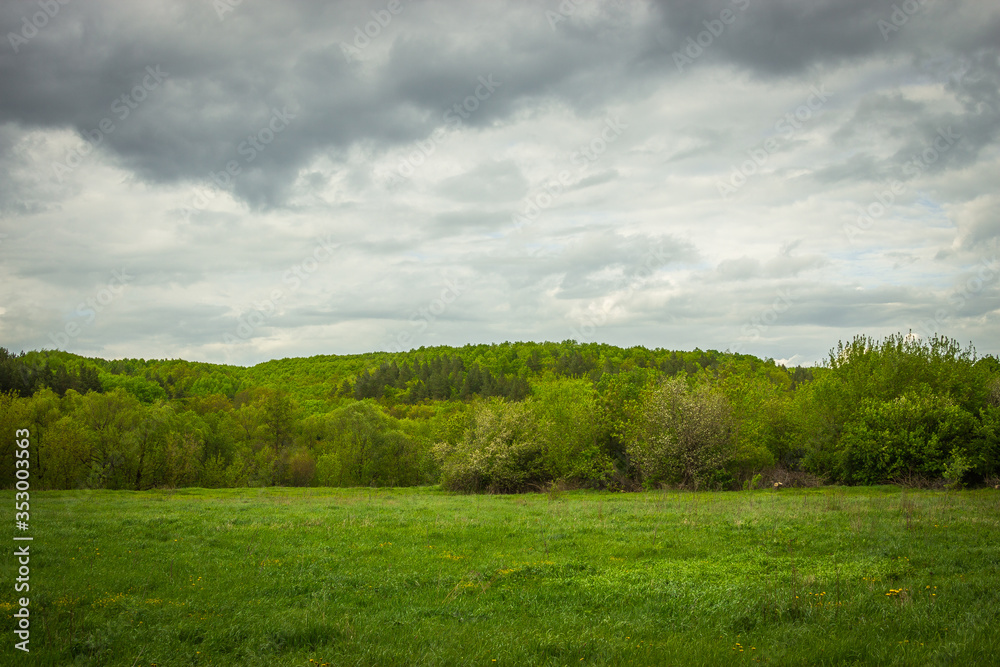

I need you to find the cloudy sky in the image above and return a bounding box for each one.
[1,0,998,367]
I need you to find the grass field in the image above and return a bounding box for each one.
[3,486,1000,666]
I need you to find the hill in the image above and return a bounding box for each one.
[1,335,997,491]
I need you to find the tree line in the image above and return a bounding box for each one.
[1,335,997,492]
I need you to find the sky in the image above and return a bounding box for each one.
[0,0,998,367]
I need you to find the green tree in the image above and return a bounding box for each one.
[534,380,612,486]
[325,401,418,486]
[262,388,296,450]
[128,403,172,490]
[75,388,143,489]
[37,415,90,489]
[0,391,33,487]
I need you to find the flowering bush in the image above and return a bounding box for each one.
[628,378,736,489]
[435,398,547,493]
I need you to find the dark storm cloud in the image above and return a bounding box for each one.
[0,0,642,209]
[1,0,997,211]
[647,0,994,76]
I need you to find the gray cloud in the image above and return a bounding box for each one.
[0,0,998,365]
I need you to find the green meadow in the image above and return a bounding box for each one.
[3,486,999,666]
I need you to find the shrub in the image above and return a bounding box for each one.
[628,378,736,489]
[837,391,977,484]
[282,446,317,486]
[943,453,972,490]
[972,405,1000,478]
[436,398,547,493]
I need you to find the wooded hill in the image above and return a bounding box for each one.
[2,335,998,492]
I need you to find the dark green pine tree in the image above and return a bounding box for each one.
[79,365,103,393]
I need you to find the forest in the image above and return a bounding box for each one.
[1,334,998,493]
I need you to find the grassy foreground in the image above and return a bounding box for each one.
[2,486,999,666]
